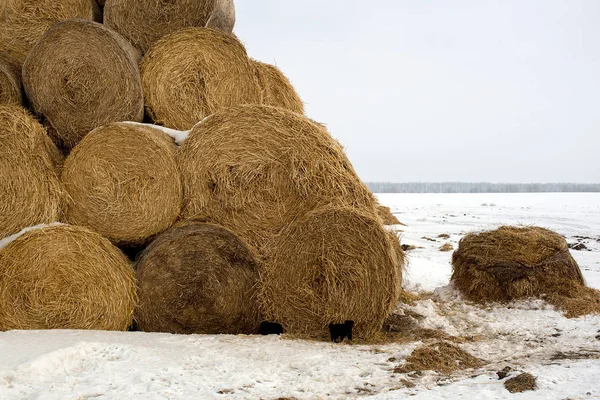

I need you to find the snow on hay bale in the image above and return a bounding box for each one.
[0,0,100,68]
[141,28,261,130]
[22,19,144,151]
[0,224,137,331]
[252,60,304,115]
[0,57,22,106]
[135,222,261,334]
[259,206,402,340]
[61,123,182,246]
[104,0,235,54]
[451,226,600,317]
[0,105,63,239]
[178,104,378,249]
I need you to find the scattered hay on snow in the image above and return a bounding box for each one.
[252,60,304,114]
[440,243,454,252]
[394,342,484,374]
[22,19,143,151]
[504,372,537,393]
[61,122,181,246]
[136,222,261,334]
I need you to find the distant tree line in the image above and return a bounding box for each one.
[367,182,600,193]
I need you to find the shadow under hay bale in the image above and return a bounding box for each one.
[178,104,377,250]
[394,342,484,374]
[451,226,600,317]
[61,122,182,246]
[0,105,63,238]
[22,19,144,151]
[259,206,402,340]
[0,0,100,69]
[0,224,137,331]
[252,60,304,115]
[104,0,234,54]
[141,28,260,130]
[377,205,403,225]
[136,222,261,334]
[504,372,537,393]
[0,57,21,106]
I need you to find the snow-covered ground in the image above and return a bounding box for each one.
[1,193,599,400]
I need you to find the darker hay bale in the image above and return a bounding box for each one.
[104,0,235,54]
[0,105,63,238]
[0,224,137,331]
[504,373,537,393]
[0,0,100,68]
[252,60,304,114]
[0,57,21,106]
[377,205,401,225]
[259,206,401,340]
[394,342,484,374]
[61,123,182,246]
[22,19,144,151]
[136,223,261,334]
[141,28,261,130]
[451,226,600,317]
[178,105,378,249]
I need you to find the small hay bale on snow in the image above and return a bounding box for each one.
[451,226,600,317]
[61,123,182,246]
[0,0,100,68]
[440,243,454,252]
[0,224,137,331]
[252,60,304,114]
[178,104,377,249]
[394,342,484,374]
[136,222,261,334]
[104,0,235,54]
[23,19,144,151]
[0,57,21,106]
[259,206,402,340]
[141,28,261,130]
[0,105,63,238]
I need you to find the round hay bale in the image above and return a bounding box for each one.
[22,19,144,151]
[252,60,304,114]
[178,104,378,249]
[136,222,261,334]
[0,0,100,68]
[141,28,261,130]
[0,224,137,331]
[61,122,182,246]
[259,206,401,340]
[0,105,63,239]
[0,57,21,106]
[451,226,585,302]
[104,0,235,54]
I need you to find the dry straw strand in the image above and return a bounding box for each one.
[259,205,402,340]
[22,19,144,151]
[136,222,261,334]
[0,105,63,238]
[0,0,100,68]
[61,123,182,246]
[141,28,261,130]
[177,104,378,250]
[252,60,304,114]
[104,0,234,54]
[0,225,137,331]
[0,57,21,106]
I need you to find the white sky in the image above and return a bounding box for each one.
[235,1,599,183]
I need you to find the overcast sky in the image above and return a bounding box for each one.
[235,1,599,183]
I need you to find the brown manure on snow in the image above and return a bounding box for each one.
[0,225,137,331]
[104,0,235,54]
[177,104,378,249]
[0,0,100,68]
[135,222,261,334]
[0,57,21,106]
[252,60,304,114]
[61,123,182,246]
[22,19,144,151]
[259,206,402,340]
[451,226,600,317]
[0,105,63,239]
[141,28,261,130]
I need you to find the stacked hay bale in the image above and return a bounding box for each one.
[451,226,600,317]
[252,60,304,114]
[0,57,22,106]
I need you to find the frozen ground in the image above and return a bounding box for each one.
[1,193,599,400]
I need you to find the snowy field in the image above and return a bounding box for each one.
[1,193,599,400]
